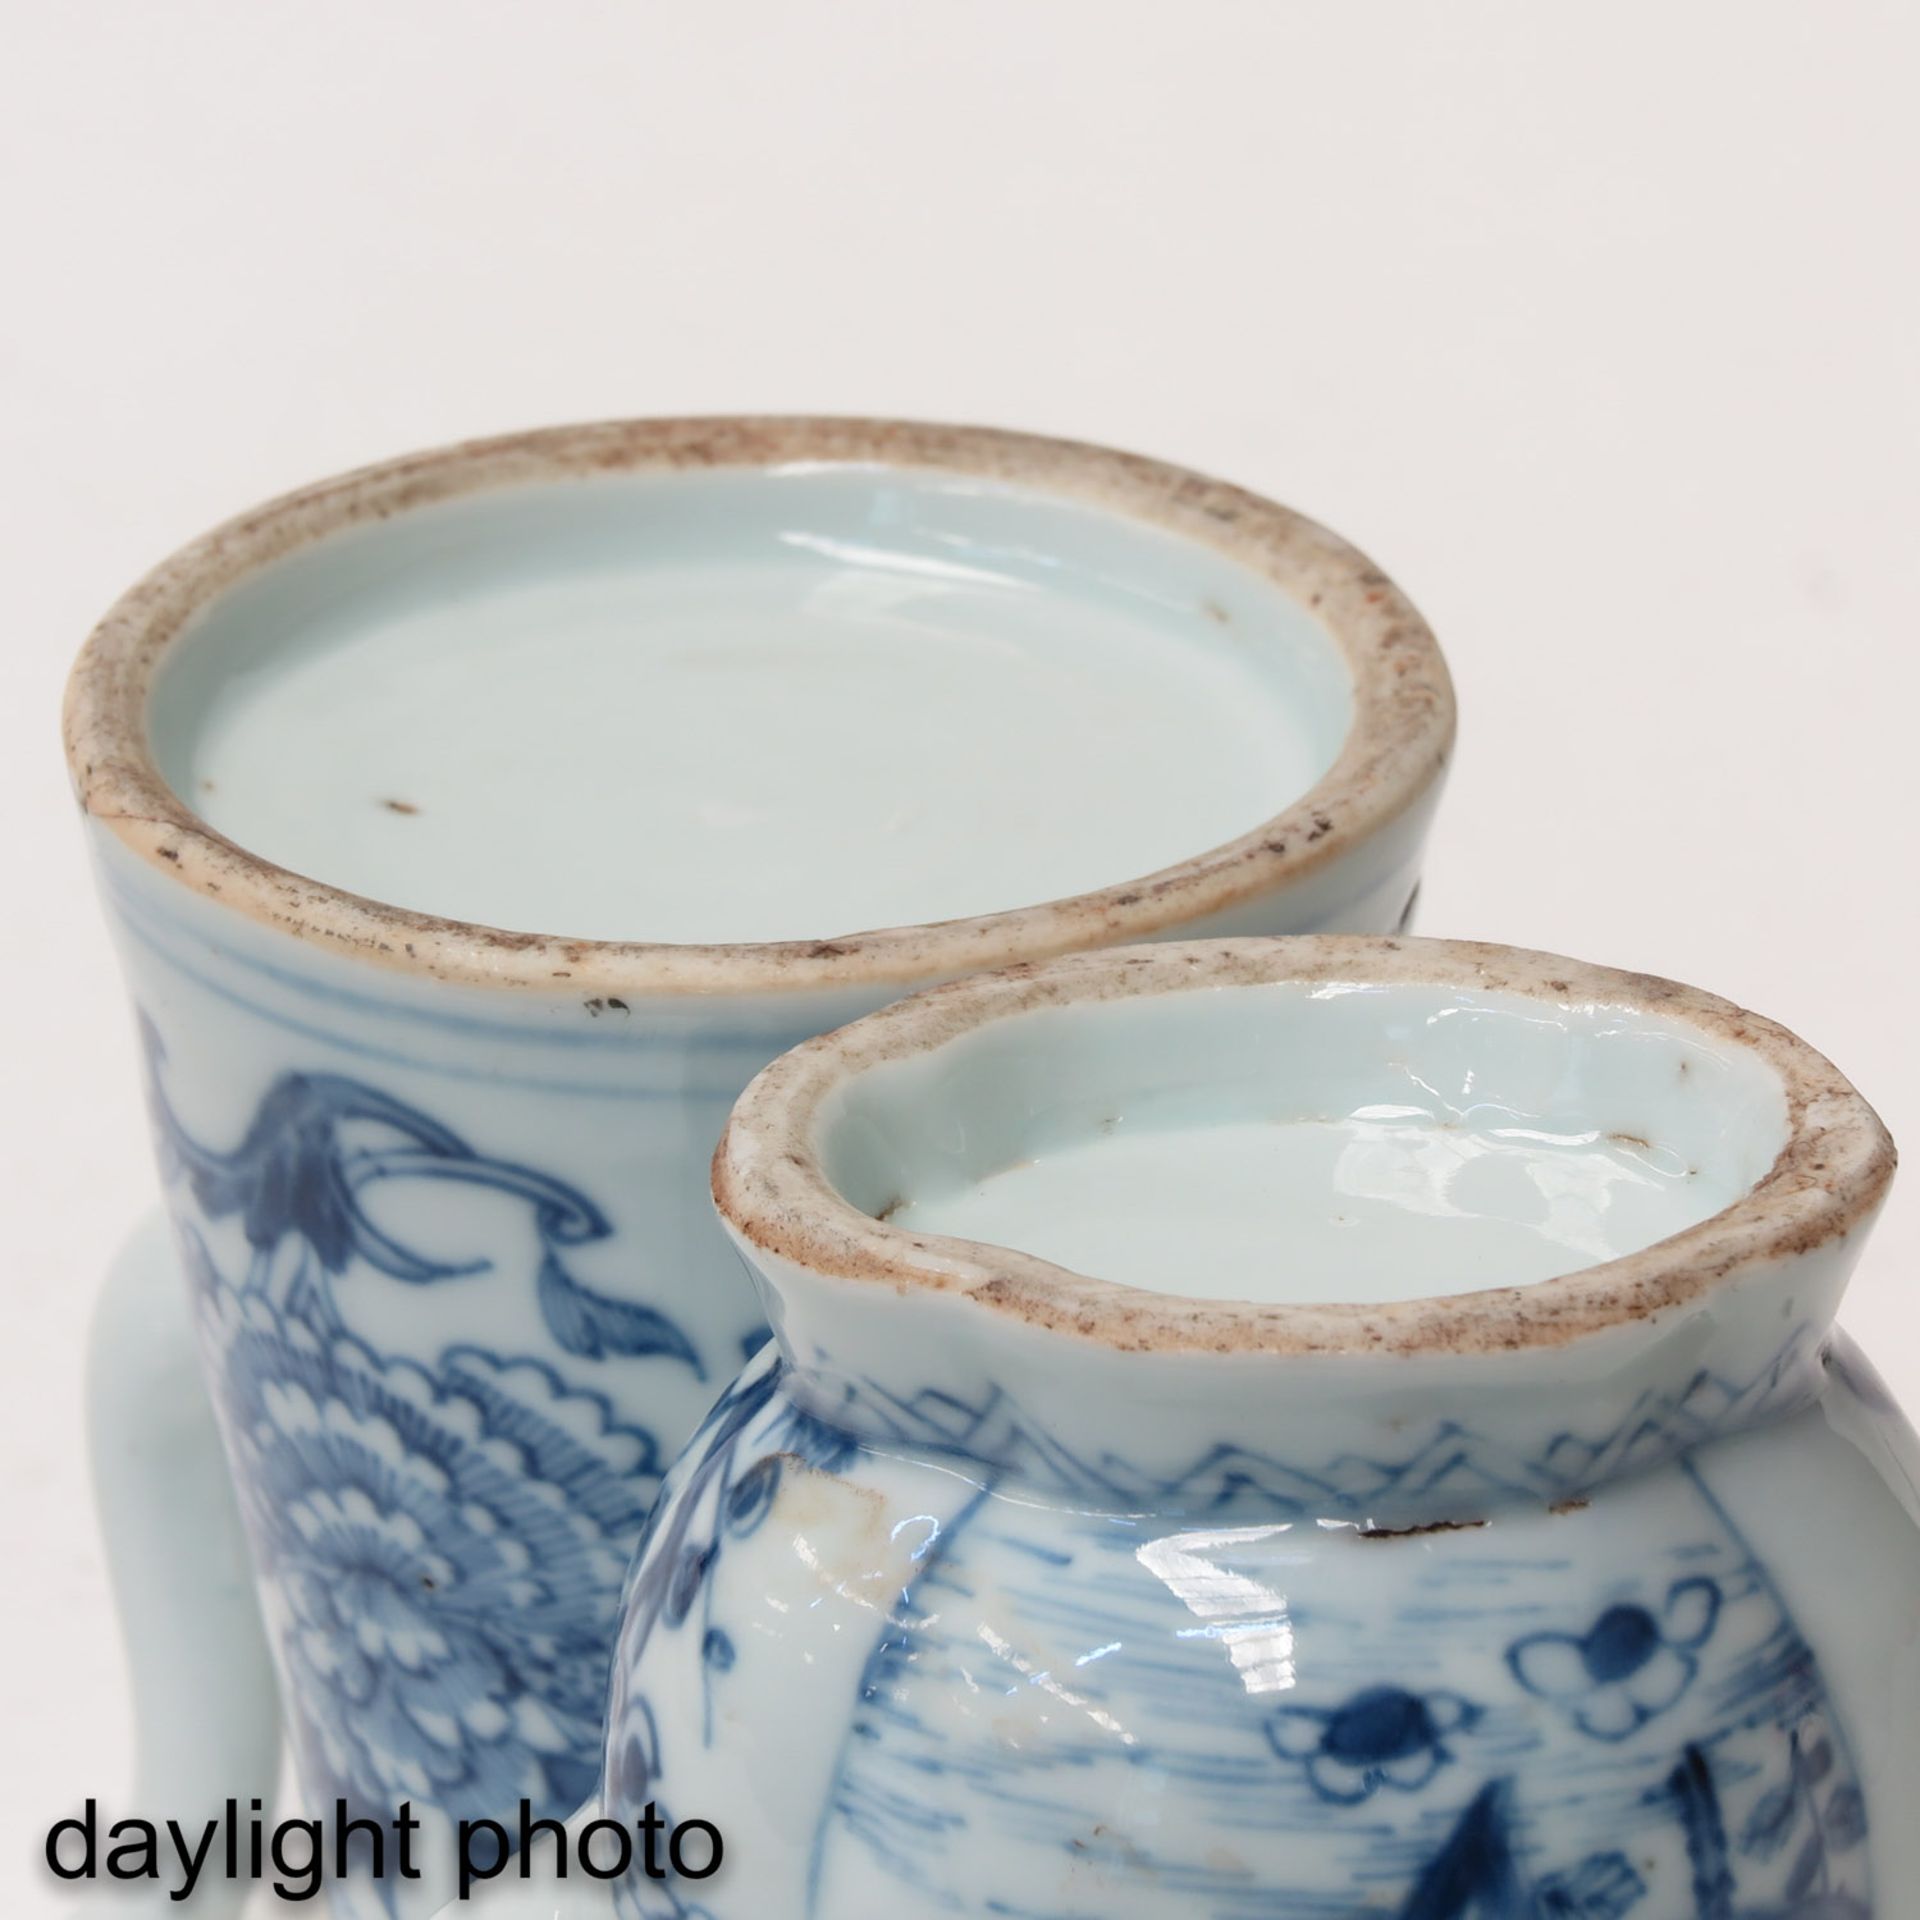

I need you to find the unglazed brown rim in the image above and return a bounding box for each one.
[712,936,1896,1356]
[63,416,1453,995]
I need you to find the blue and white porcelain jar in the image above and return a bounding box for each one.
[64,418,1452,1910]
[605,936,1915,1918]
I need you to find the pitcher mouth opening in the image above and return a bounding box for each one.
[63,416,1452,996]
[712,936,1895,1356]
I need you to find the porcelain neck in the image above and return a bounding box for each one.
[715,939,1894,1523]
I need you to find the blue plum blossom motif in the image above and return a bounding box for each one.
[1266,1684,1481,1804]
[1509,1576,1721,1741]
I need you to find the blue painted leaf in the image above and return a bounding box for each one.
[1785,1831,1825,1904]
[538,1254,704,1372]
[1741,1778,1800,1859]
[666,1543,714,1628]
[1398,1780,1520,1919]
[1800,1736,1835,1785]
[605,1698,660,1809]
[1824,1782,1868,1850]
[725,1456,782,1536]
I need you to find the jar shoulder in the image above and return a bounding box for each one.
[604,1355,1920,1919]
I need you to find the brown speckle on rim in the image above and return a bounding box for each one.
[381,797,421,815]
[62,415,1454,999]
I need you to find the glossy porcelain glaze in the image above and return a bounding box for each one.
[869,982,1783,1302]
[64,419,1453,1916]
[602,937,1915,1919]
[160,468,1351,942]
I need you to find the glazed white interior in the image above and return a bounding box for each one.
[817,981,1791,1305]
[147,467,1352,944]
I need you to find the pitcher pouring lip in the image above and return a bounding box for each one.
[710,935,1896,1522]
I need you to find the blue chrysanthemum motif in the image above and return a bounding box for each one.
[136,1014,712,1857]
[1267,1684,1481,1804]
[1508,1576,1721,1742]
[199,1280,661,1822]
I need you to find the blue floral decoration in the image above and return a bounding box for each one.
[603,1355,872,1920]
[141,1013,702,1371]
[137,1014,713,1866]
[1266,1684,1480,1805]
[1508,1576,1721,1742]
[200,1272,660,1825]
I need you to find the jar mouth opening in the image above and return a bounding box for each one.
[63,415,1453,996]
[712,936,1895,1356]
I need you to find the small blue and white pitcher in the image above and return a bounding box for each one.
[601,935,1916,1917]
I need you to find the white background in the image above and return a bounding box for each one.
[3,3,1915,1911]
